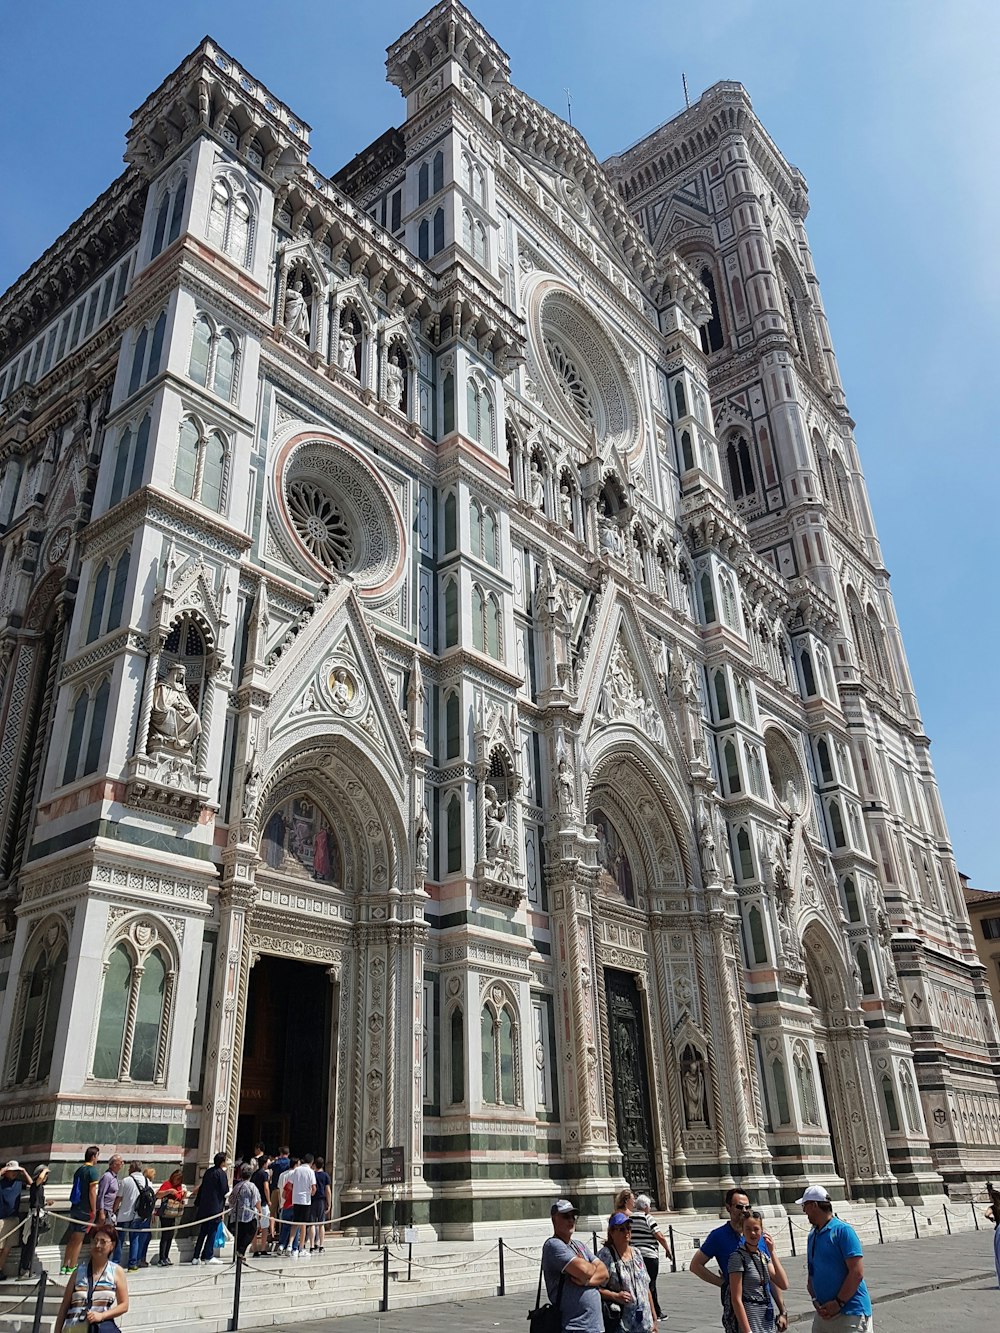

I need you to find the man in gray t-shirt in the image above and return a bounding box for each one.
[541,1199,608,1333]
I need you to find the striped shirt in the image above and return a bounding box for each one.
[64,1261,119,1326]
[628,1211,661,1258]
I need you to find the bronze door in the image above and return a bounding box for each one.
[605,968,656,1200]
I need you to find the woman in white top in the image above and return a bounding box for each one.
[53,1223,129,1333]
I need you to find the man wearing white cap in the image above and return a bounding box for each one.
[0,1161,32,1278]
[541,1199,609,1333]
[797,1185,872,1331]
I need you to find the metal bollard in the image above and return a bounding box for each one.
[31,1270,48,1333]
[944,1206,951,1236]
[381,1244,390,1312]
[498,1238,506,1296]
[787,1217,796,1258]
[876,1211,884,1245]
[973,1202,980,1232]
[668,1225,676,1274]
[407,1241,413,1282]
[910,1205,919,1240]
[592,1230,598,1253]
[229,1253,243,1332]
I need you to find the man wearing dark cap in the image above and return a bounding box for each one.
[542,1199,609,1333]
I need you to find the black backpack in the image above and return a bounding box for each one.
[134,1178,156,1222]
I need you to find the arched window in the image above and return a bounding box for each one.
[467,379,495,450]
[109,414,151,508]
[433,151,444,195]
[843,875,861,923]
[93,937,173,1083]
[173,418,229,513]
[206,178,254,267]
[880,1074,901,1132]
[433,207,445,254]
[795,1050,819,1125]
[86,563,110,643]
[680,429,695,471]
[471,586,485,654]
[486,594,502,659]
[444,492,457,553]
[481,993,519,1106]
[699,265,725,354]
[9,929,67,1087]
[86,550,130,643]
[443,579,458,649]
[673,380,687,417]
[747,745,765,797]
[462,210,487,263]
[445,691,461,760]
[736,827,754,881]
[150,174,187,259]
[700,571,716,623]
[446,793,462,874]
[748,906,767,963]
[189,316,212,386]
[831,454,856,528]
[799,649,817,697]
[714,670,730,721]
[772,1058,791,1125]
[450,1008,465,1104]
[828,799,846,848]
[470,500,498,566]
[418,217,430,261]
[62,677,110,785]
[128,311,166,397]
[735,675,753,724]
[724,740,741,795]
[725,436,756,501]
[899,1064,921,1132]
[866,607,892,686]
[817,738,834,784]
[188,315,240,401]
[418,161,429,205]
[442,372,455,433]
[856,944,875,996]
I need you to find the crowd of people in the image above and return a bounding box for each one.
[541,1183,874,1333]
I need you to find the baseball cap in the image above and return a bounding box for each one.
[551,1199,577,1215]
[609,1211,631,1227]
[795,1185,831,1204]
[3,1160,19,1171]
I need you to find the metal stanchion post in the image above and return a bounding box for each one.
[407,1240,413,1283]
[787,1217,796,1257]
[668,1225,676,1273]
[31,1270,48,1333]
[973,1202,980,1232]
[944,1206,951,1236]
[381,1244,390,1312]
[498,1238,506,1296]
[229,1253,243,1333]
[876,1211,884,1245]
[910,1205,919,1240]
[592,1230,598,1253]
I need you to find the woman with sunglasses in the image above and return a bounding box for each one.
[725,1210,787,1333]
[597,1211,658,1333]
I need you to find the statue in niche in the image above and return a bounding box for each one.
[414,805,431,876]
[330,667,355,712]
[338,324,357,375]
[680,1043,709,1127]
[283,277,310,342]
[241,761,261,819]
[698,817,719,880]
[385,357,405,411]
[529,459,545,511]
[556,754,575,815]
[149,663,202,756]
[598,512,622,558]
[559,482,574,530]
[876,908,901,996]
[484,784,514,863]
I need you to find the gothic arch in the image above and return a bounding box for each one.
[585,742,692,894]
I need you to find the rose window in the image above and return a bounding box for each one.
[287,480,354,572]
[543,335,594,426]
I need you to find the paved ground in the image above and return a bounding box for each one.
[274,1231,998,1333]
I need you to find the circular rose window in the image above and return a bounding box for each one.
[274,436,403,593]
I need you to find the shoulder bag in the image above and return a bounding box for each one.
[528,1256,564,1333]
[85,1263,121,1333]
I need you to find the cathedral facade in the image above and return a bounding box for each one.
[0,1,997,1233]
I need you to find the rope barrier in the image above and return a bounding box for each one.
[384,1241,498,1272]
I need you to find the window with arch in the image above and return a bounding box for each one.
[481,990,519,1106]
[63,677,111,785]
[719,571,737,627]
[723,740,742,795]
[700,571,716,623]
[831,453,856,528]
[127,311,166,397]
[736,827,754,881]
[828,799,847,849]
[725,435,757,502]
[206,177,254,268]
[174,418,228,513]
[463,155,486,205]
[842,875,861,923]
[880,1073,901,1132]
[443,578,458,649]
[466,378,495,451]
[794,1048,820,1125]
[470,499,498,566]
[698,265,725,354]
[734,675,753,724]
[150,173,187,259]
[443,492,457,553]
[86,549,131,643]
[799,648,817,697]
[713,670,731,721]
[6,924,68,1087]
[449,1007,465,1104]
[817,738,834,785]
[445,792,462,874]
[856,944,875,996]
[471,586,502,659]
[771,1057,791,1125]
[189,314,239,401]
[93,931,174,1083]
[748,905,767,964]
[865,606,892,686]
[899,1064,921,1132]
[673,379,687,417]
[462,210,487,264]
[846,589,867,672]
[445,691,461,760]
[746,745,765,798]
[679,429,695,471]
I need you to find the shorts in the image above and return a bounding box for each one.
[292,1204,311,1223]
[67,1210,93,1235]
[310,1200,327,1224]
[811,1314,873,1333]
[258,1206,271,1232]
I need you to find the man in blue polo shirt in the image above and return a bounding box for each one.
[799,1185,872,1331]
[690,1187,773,1316]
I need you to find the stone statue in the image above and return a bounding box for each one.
[385,358,405,411]
[556,754,575,814]
[241,762,261,819]
[338,324,357,374]
[283,277,310,341]
[331,668,352,712]
[149,663,202,755]
[698,817,719,879]
[484,783,513,862]
[559,483,574,530]
[529,460,545,511]
[598,513,619,557]
[415,805,431,876]
[681,1048,709,1127]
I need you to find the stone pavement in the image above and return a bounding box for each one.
[273,1230,998,1333]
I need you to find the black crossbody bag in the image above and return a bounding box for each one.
[528,1258,564,1333]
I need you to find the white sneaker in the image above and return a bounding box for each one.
[207,1258,224,1265]
[301,1250,311,1261]
[190,1259,201,1266]
[290,1250,299,1260]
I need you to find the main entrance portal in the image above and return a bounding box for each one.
[238,956,333,1160]
[605,968,657,1201]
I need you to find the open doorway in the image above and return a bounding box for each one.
[237,956,333,1160]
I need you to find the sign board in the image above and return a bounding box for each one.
[380,1145,405,1185]
[404,1226,417,1244]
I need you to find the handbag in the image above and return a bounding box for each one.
[527,1259,564,1333]
[601,1252,631,1333]
[85,1262,121,1333]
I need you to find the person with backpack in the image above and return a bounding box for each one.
[114,1162,155,1272]
[61,1147,101,1276]
[134,1168,158,1267]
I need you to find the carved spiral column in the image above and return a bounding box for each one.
[156,968,176,1083]
[712,918,757,1164]
[3,975,30,1086]
[136,629,167,755]
[594,956,617,1148]
[119,964,144,1078]
[649,924,690,1198]
[385,925,398,1153]
[693,928,730,1164]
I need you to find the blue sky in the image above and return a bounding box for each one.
[2,1,997,884]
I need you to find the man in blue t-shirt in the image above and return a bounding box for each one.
[799,1185,871,1331]
[541,1198,609,1333]
[690,1188,773,1312]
